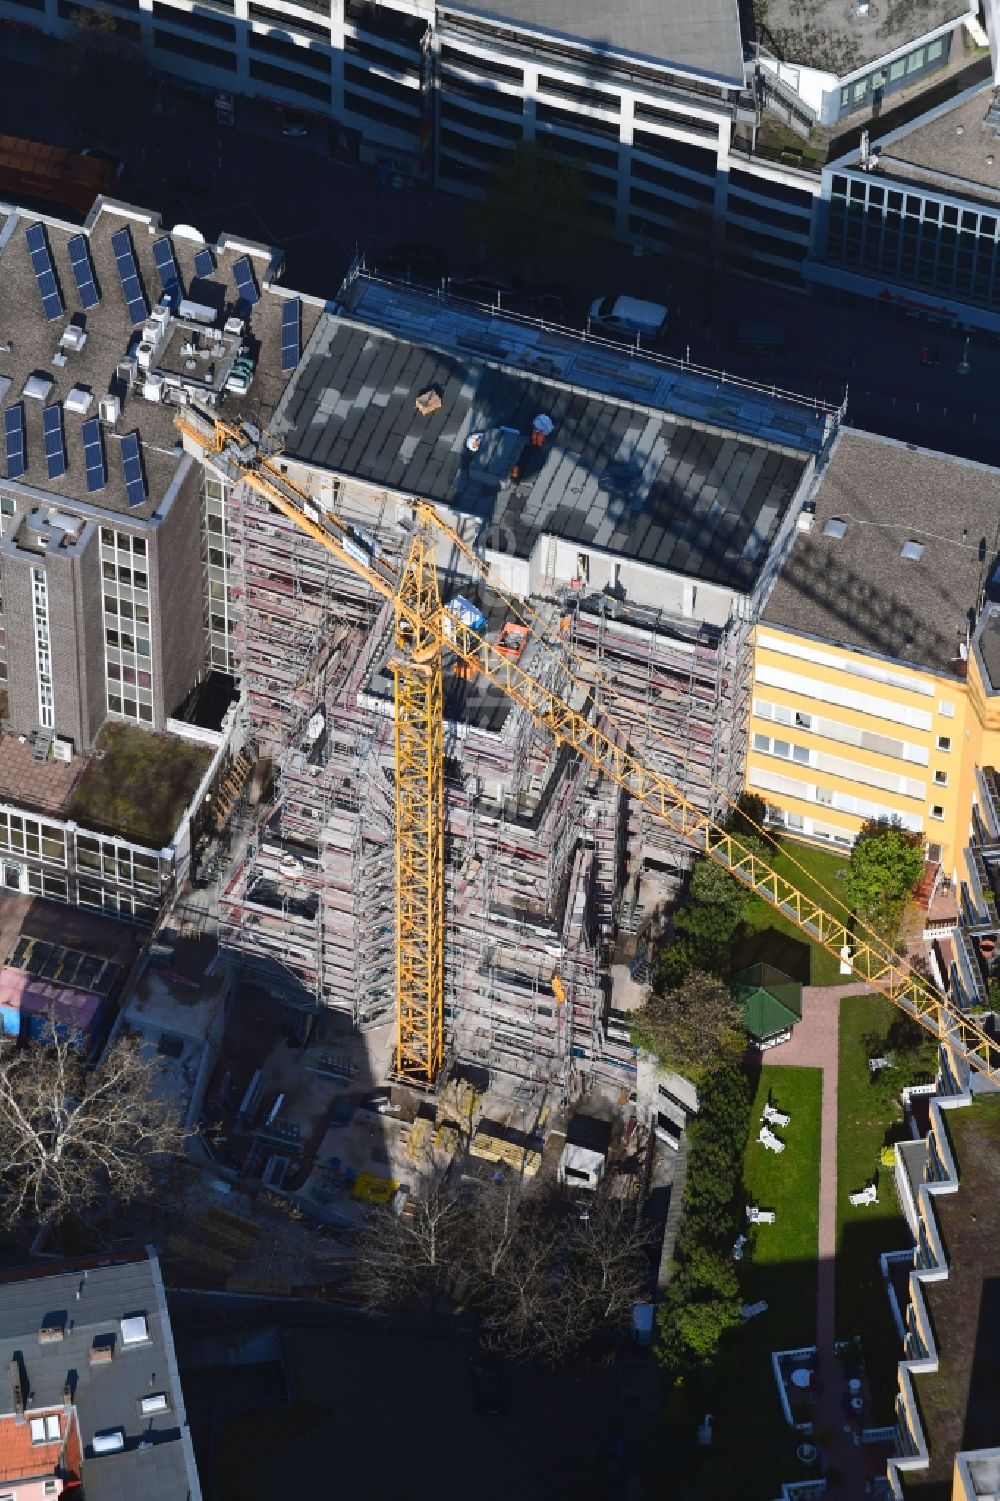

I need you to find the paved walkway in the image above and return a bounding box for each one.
[764,983,880,1491]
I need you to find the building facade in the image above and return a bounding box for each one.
[9,0,1000,305]
[745,429,1000,877]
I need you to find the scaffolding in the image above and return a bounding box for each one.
[222,477,755,1095]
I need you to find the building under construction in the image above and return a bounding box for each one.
[217,274,834,1097]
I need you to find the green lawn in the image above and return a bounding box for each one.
[736,837,851,986]
[741,1065,823,1350]
[674,1064,823,1500]
[836,992,913,1418]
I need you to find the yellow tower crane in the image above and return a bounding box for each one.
[176,410,1000,1091]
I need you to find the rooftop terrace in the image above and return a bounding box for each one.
[910,1095,1000,1491]
[762,429,1000,674]
[754,0,969,77]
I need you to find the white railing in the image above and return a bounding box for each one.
[341,259,846,422]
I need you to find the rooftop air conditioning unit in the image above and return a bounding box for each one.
[143,372,165,403]
[99,395,121,425]
[137,341,156,371]
[179,298,216,325]
[64,386,92,415]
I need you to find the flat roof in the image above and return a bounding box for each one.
[761,429,999,674]
[914,1095,1000,1486]
[0,1250,197,1501]
[754,0,968,75]
[443,0,745,82]
[0,200,312,517]
[974,608,1000,693]
[274,295,811,596]
[873,84,1000,205]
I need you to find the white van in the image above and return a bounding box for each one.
[589,294,669,340]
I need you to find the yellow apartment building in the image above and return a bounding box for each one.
[746,430,1000,879]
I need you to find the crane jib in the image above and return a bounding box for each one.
[181,411,1000,1087]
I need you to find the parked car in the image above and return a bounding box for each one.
[374,241,449,284]
[281,114,309,138]
[588,294,669,341]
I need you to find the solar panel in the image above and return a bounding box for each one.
[25,223,64,321]
[232,256,260,306]
[4,404,25,480]
[42,405,66,480]
[82,416,107,494]
[120,431,147,507]
[111,226,149,325]
[67,234,100,309]
[193,247,215,278]
[152,236,181,302]
[281,297,301,372]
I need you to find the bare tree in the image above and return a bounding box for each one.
[351,1171,466,1313]
[0,1026,186,1230]
[355,1172,651,1362]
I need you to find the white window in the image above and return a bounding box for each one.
[29,1416,46,1443]
[754,664,933,730]
[31,569,54,731]
[938,700,955,718]
[45,1415,60,1441]
[937,735,951,752]
[934,770,948,786]
[930,805,944,820]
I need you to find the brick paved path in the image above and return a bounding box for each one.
[765,983,878,1491]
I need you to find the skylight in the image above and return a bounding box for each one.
[822,518,847,539]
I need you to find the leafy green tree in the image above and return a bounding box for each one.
[682,860,749,944]
[655,858,750,987]
[657,1291,741,1369]
[470,142,607,281]
[844,817,924,940]
[724,792,777,849]
[632,970,745,1080]
[678,1245,739,1301]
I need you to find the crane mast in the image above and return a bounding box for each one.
[176,410,1000,1092]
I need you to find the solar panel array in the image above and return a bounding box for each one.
[3,404,25,480]
[67,234,100,309]
[193,247,215,278]
[281,298,301,372]
[82,416,107,494]
[42,405,66,480]
[232,256,260,306]
[152,236,182,303]
[121,431,147,507]
[111,226,149,324]
[26,223,64,321]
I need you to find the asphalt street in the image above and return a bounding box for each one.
[2,29,999,465]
